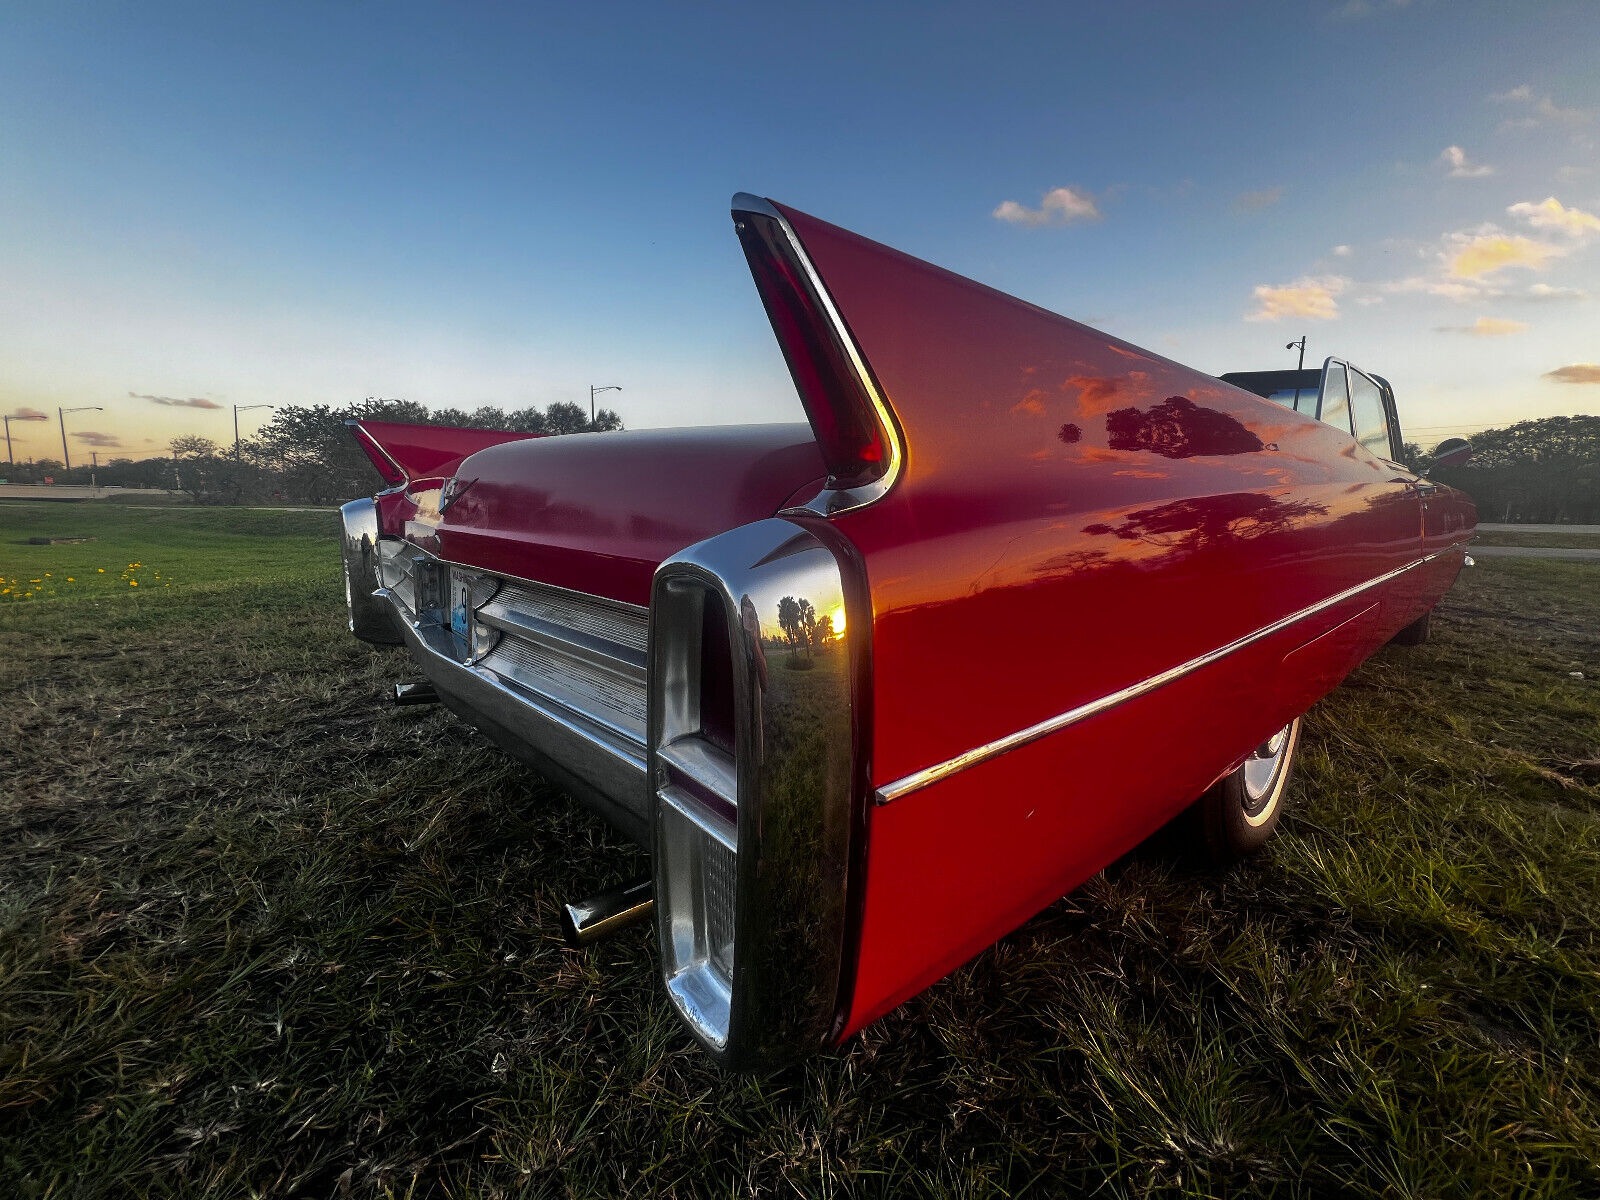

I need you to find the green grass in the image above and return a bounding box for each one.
[2,503,1599,1198]
[1473,529,1600,550]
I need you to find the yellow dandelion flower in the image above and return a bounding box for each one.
[98,568,105,573]
[67,577,75,582]
[130,580,139,587]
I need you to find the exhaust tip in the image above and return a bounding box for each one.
[393,679,439,706]
[562,878,654,947]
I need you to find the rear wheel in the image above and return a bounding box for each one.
[1389,609,1431,646]
[1192,717,1302,862]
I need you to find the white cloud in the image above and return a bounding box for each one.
[1434,316,1529,336]
[1507,196,1600,238]
[1490,84,1591,124]
[1383,275,1496,301]
[1525,283,1588,302]
[1439,145,1493,178]
[1331,244,1352,257]
[1245,276,1349,322]
[1445,228,1562,278]
[992,186,1101,226]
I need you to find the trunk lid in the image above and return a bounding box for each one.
[428,424,824,606]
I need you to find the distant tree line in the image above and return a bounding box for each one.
[8,401,1596,523]
[1404,414,1600,523]
[1,397,622,505]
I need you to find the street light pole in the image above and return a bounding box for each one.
[233,404,275,460]
[589,384,621,427]
[4,411,48,468]
[1285,336,1309,412]
[58,406,103,471]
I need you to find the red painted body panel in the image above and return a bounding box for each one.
[351,199,1474,1060]
[763,203,1474,1036]
[418,425,825,607]
[352,419,541,483]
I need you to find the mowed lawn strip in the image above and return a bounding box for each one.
[2,502,1598,1198]
[1471,529,1600,550]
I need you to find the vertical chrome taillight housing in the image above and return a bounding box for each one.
[649,518,862,1067]
[339,498,401,645]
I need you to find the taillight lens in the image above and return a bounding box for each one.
[735,209,892,492]
[350,424,407,487]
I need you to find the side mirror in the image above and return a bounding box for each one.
[1432,437,1472,468]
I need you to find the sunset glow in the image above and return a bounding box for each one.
[2,4,1596,462]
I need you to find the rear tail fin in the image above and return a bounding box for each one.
[348,419,541,487]
[733,195,904,517]
[735,194,1247,518]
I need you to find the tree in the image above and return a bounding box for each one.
[543,402,593,435]
[170,435,220,459]
[1431,414,1600,523]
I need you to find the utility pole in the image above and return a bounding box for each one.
[589,384,621,427]
[58,406,103,471]
[4,411,47,469]
[233,403,275,459]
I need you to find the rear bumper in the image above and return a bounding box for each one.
[388,600,650,843]
[339,502,869,1068]
[340,498,651,842]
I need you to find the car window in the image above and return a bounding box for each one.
[1318,362,1352,434]
[1348,369,1393,459]
[1263,385,1316,413]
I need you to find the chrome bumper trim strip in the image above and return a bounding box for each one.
[475,605,648,679]
[874,541,1473,806]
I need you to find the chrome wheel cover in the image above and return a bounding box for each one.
[1241,722,1295,826]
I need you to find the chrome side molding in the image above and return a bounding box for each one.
[875,541,1477,806]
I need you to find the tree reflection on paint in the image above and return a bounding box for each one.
[1083,493,1329,556]
[1106,395,1263,459]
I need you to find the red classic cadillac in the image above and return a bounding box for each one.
[337,195,1476,1068]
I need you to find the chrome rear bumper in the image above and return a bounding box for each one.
[341,502,651,842]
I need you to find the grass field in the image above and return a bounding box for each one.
[1472,529,1600,550]
[3,502,1599,1198]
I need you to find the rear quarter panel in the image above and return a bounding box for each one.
[773,206,1463,1034]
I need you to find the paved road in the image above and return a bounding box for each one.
[1471,545,1600,560]
[1479,522,1600,535]
[0,484,179,501]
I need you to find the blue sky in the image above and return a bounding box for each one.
[2,0,1596,460]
